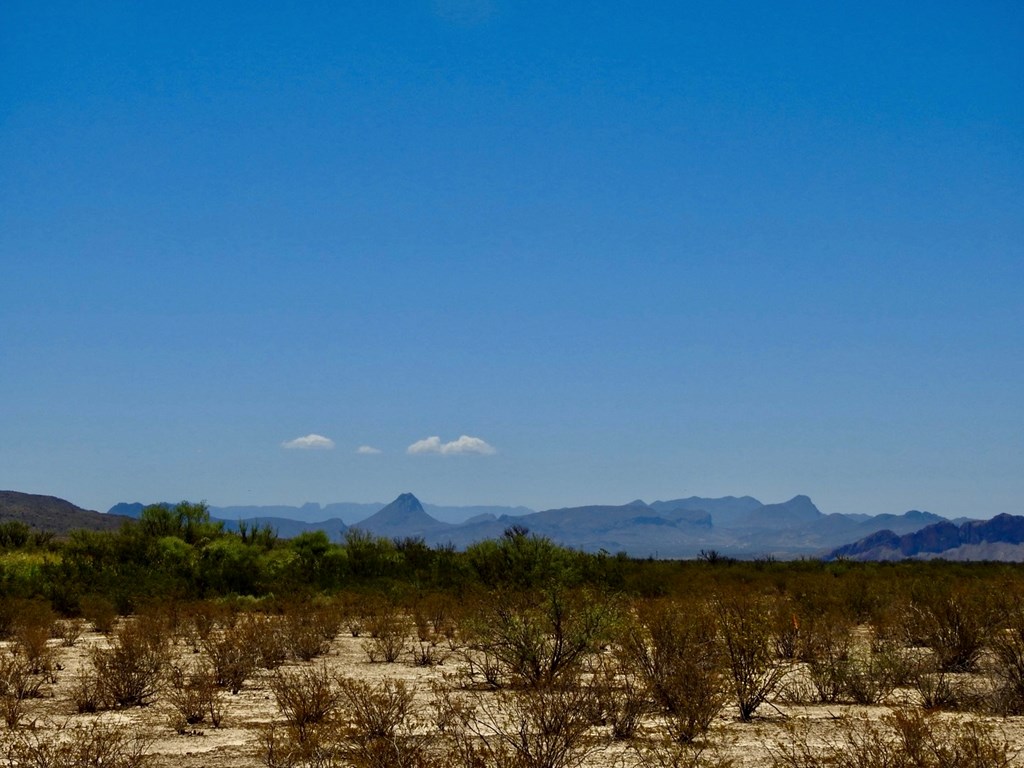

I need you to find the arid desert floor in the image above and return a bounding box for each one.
[3,613,1023,768]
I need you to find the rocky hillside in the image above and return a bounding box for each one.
[827,513,1024,561]
[0,491,129,535]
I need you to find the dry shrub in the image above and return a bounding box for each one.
[72,668,107,713]
[53,617,86,647]
[413,592,457,643]
[166,660,224,732]
[0,651,44,728]
[772,598,803,662]
[311,600,343,642]
[623,599,726,742]
[204,622,259,693]
[80,594,118,634]
[911,587,992,673]
[337,676,415,738]
[271,663,338,741]
[264,672,429,768]
[284,611,331,662]
[462,587,615,688]
[804,619,853,704]
[769,708,1016,768]
[340,592,379,638]
[246,613,289,670]
[13,623,56,679]
[584,652,645,741]
[335,677,430,768]
[631,737,735,768]
[912,665,972,711]
[840,644,911,706]
[988,593,1024,714]
[181,600,229,652]
[409,638,449,667]
[257,721,331,768]
[89,616,169,707]
[0,720,152,768]
[715,593,787,721]
[363,605,409,664]
[434,683,599,768]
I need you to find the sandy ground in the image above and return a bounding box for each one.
[7,625,1024,767]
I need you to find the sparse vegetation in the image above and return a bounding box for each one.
[0,502,1020,765]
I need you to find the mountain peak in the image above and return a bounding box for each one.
[353,492,446,536]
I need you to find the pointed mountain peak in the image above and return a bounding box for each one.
[389,492,424,512]
[627,499,649,508]
[355,492,448,534]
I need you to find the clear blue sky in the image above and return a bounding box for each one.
[2,1,1021,517]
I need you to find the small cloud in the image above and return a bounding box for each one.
[407,435,496,456]
[281,434,335,450]
[356,445,382,455]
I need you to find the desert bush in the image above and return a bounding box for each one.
[261,675,429,768]
[409,638,449,667]
[271,663,338,741]
[80,594,118,634]
[166,660,224,732]
[464,586,616,688]
[840,643,912,706]
[715,593,787,721]
[912,586,992,673]
[310,600,343,642]
[583,651,645,740]
[0,720,152,768]
[89,616,169,707]
[414,592,456,641]
[363,604,409,664]
[284,611,331,662]
[621,599,725,742]
[988,593,1024,714]
[245,613,289,670]
[769,708,1016,768]
[13,622,56,678]
[912,659,969,711]
[630,737,735,768]
[457,642,505,689]
[204,622,259,693]
[53,617,86,647]
[334,676,432,768]
[340,592,380,638]
[0,651,44,728]
[772,598,804,662]
[72,668,107,713]
[337,676,415,739]
[435,683,599,768]
[804,619,853,704]
[182,600,229,651]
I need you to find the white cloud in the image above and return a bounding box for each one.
[407,434,496,456]
[281,434,335,450]
[356,445,382,455]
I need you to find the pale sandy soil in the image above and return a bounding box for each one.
[8,627,1024,767]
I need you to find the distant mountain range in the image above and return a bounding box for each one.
[0,488,1007,560]
[107,500,533,526]
[108,492,971,558]
[827,513,1024,561]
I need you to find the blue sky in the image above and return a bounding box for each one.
[2,1,1021,517]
